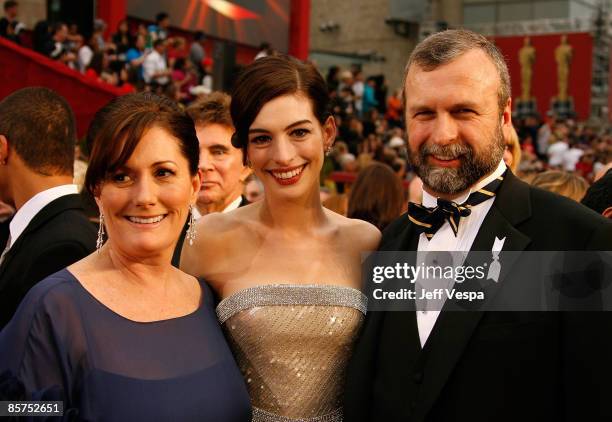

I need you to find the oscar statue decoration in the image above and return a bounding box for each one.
[515,37,537,118]
[551,35,575,118]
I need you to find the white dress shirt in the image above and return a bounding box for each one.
[563,147,584,171]
[193,195,243,221]
[547,141,568,167]
[78,45,93,72]
[415,160,507,347]
[222,195,243,213]
[6,185,79,252]
[143,50,169,85]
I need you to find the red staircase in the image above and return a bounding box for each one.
[0,37,124,137]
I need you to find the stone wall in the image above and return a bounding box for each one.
[309,0,418,93]
[1,0,46,29]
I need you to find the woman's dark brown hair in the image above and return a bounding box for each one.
[347,163,404,230]
[230,55,330,163]
[85,92,199,195]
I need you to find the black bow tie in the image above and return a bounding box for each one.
[408,172,505,240]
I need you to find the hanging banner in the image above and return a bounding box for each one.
[492,32,593,120]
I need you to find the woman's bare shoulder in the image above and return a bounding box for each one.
[193,204,257,239]
[326,211,382,252]
[180,205,259,274]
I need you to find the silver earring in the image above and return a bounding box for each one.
[325,146,333,156]
[96,212,105,252]
[186,205,197,246]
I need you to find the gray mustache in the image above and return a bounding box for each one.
[420,143,472,160]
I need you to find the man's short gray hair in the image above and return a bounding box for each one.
[403,29,511,115]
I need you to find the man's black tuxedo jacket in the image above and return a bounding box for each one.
[171,195,249,267]
[0,194,96,328]
[344,171,612,422]
[0,218,9,251]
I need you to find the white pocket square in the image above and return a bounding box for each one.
[492,236,506,253]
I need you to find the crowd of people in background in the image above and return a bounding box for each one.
[0,12,611,418]
[3,6,214,102]
[0,3,610,233]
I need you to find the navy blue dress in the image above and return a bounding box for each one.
[0,269,251,421]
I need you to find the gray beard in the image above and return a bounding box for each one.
[408,125,505,195]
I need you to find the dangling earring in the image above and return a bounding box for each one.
[325,145,333,156]
[186,205,197,246]
[96,212,105,252]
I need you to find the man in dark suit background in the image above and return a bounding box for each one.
[172,92,250,266]
[0,87,96,328]
[0,201,13,250]
[582,168,612,218]
[344,30,612,422]
[186,91,251,216]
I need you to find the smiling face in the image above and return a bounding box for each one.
[246,94,335,201]
[96,126,200,258]
[196,123,249,210]
[404,49,510,197]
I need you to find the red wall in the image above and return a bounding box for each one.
[289,0,310,60]
[492,32,593,120]
[98,0,127,39]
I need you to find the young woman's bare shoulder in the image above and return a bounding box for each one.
[196,205,255,245]
[326,211,382,252]
[180,207,254,276]
[198,211,234,235]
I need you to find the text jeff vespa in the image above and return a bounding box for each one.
[370,263,488,302]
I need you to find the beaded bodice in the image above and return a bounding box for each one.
[216,284,367,422]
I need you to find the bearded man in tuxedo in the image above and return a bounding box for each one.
[344,29,612,422]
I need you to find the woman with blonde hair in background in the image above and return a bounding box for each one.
[503,124,522,173]
[531,169,589,202]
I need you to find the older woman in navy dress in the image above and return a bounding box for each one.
[0,93,251,421]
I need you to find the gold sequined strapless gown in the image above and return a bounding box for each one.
[216,284,367,422]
